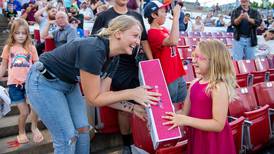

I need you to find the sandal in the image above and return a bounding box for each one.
[17,134,29,144]
[32,129,44,143]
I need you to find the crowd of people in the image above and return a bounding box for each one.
[0,0,273,154]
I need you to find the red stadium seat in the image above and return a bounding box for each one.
[132,115,155,154]
[44,38,56,52]
[233,61,252,87]
[229,116,245,154]
[222,32,233,38]
[229,87,271,152]
[180,31,188,37]
[201,32,212,38]
[183,62,196,87]
[255,57,274,81]
[95,107,120,133]
[238,60,267,84]
[178,47,193,60]
[188,31,201,38]
[226,37,233,47]
[218,37,227,45]
[156,140,188,154]
[237,60,256,74]
[212,32,223,38]
[233,60,240,75]
[253,81,274,135]
[255,58,270,71]
[184,37,200,48]
[253,81,274,109]
[33,29,41,44]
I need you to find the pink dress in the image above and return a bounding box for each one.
[187,81,236,154]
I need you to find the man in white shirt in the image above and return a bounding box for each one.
[79,1,94,32]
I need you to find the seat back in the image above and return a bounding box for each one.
[244,105,270,151]
[229,87,257,117]
[95,107,120,133]
[229,116,245,154]
[237,60,256,74]
[255,58,270,72]
[253,81,274,108]
[44,38,56,52]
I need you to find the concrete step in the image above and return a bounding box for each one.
[6,105,20,117]
[0,130,53,154]
[0,115,46,138]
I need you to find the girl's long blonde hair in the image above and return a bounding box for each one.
[98,15,143,37]
[198,39,237,102]
[6,18,32,52]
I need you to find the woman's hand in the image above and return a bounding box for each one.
[131,85,161,107]
[132,104,147,121]
[162,112,187,130]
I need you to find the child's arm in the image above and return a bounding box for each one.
[0,59,8,78]
[163,82,229,132]
[162,4,181,46]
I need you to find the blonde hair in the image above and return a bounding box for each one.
[98,15,143,37]
[198,39,237,102]
[6,18,32,52]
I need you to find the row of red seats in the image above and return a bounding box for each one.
[183,57,274,88]
[180,31,233,38]
[229,82,274,153]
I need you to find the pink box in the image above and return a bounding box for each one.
[139,59,182,150]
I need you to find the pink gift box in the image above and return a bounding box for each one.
[138,59,182,150]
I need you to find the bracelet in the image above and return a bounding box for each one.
[131,104,135,113]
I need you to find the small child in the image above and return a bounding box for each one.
[163,40,237,154]
[70,17,84,38]
[144,1,187,104]
[0,18,43,144]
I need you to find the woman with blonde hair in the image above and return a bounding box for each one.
[163,40,237,154]
[26,15,160,154]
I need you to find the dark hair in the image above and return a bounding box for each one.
[185,13,190,17]
[147,12,158,24]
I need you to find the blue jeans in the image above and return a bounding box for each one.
[167,77,187,103]
[26,62,90,154]
[232,37,256,60]
[8,84,26,104]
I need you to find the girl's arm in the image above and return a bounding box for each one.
[0,59,8,78]
[80,69,160,107]
[164,82,229,132]
[100,76,147,121]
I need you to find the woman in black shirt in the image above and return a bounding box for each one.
[26,15,160,154]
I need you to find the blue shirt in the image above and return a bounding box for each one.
[7,0,21,12]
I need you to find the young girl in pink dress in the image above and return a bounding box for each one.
[163,39,237,154]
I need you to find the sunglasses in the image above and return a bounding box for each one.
[191,52,209,61]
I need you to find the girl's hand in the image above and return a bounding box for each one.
[162,112,186,130]
[131,85,161,107]
[132,104,147,121]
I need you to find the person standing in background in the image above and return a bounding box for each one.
[231,0,261,60]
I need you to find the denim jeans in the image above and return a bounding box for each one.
[232,37,256,60]
[26,62,90,154]
[167,77,187,103]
